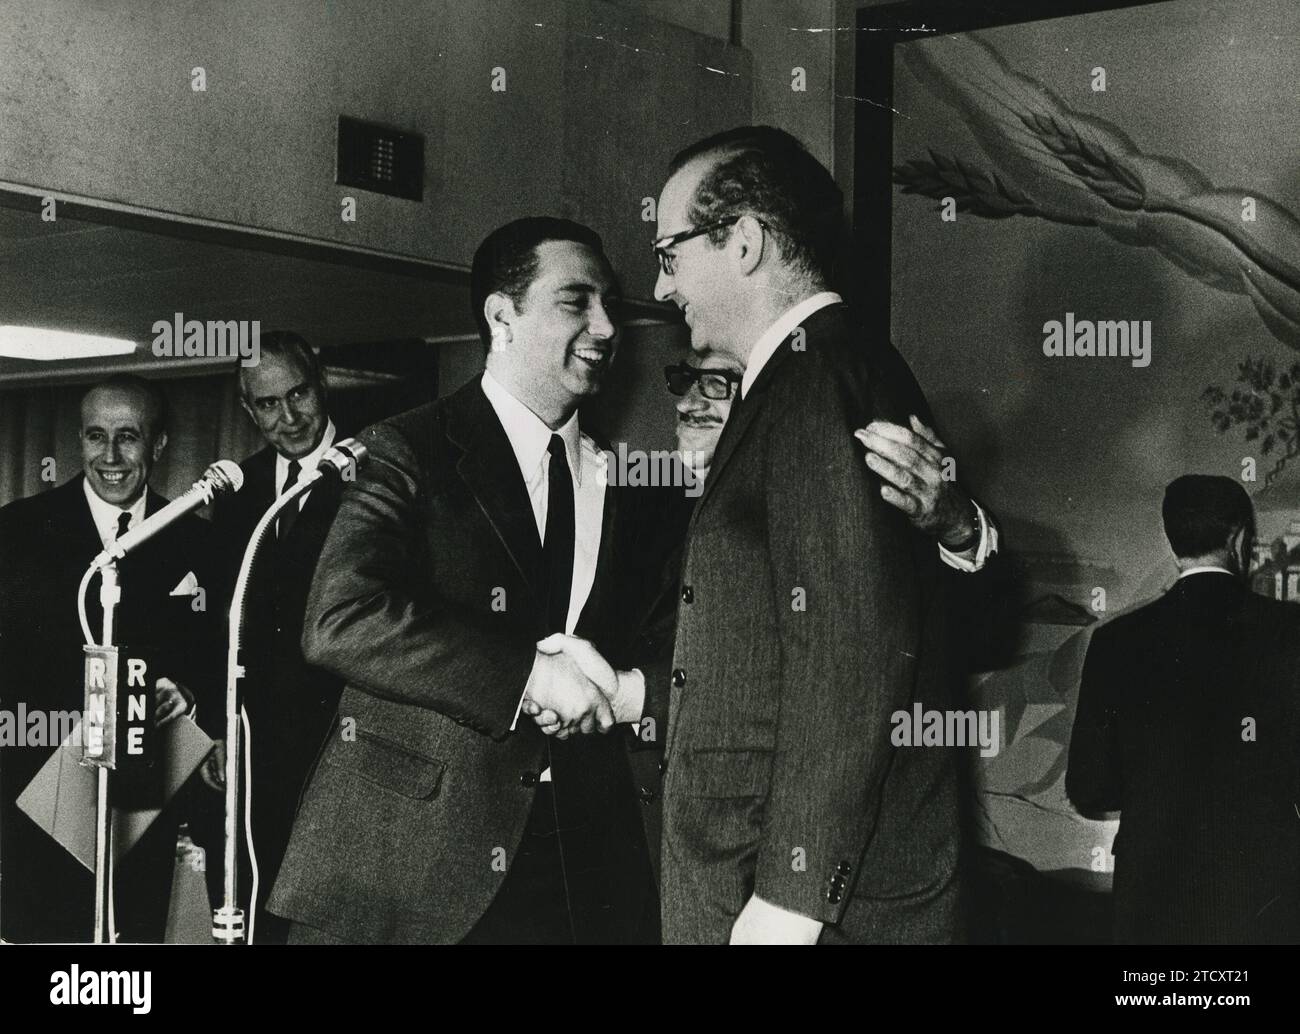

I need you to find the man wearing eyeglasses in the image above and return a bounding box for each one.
[642,126,975,945]
[663,359,995,556]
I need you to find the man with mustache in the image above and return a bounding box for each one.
[667,356,995,561]
[530,350,997,929]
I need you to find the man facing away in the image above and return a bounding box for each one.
[1068,475,1300,944]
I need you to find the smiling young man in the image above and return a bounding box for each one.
[268,218,667,944]
[0,374,222,942]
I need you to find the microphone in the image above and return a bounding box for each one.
[320,437,368,477]
[91,460,244,570]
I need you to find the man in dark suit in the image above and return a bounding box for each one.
[646,127,964,944]
[0,374,222,942]
[268,218,671,944]
[206,332,346,943]
[1067,475,1300,944]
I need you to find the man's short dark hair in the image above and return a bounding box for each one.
[236,330,323,397]
[469,217,606,349]
[1162,475,1255,557]
[82,373,169,438]
[668,125,843,285]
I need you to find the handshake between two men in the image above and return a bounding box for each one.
[518,411,991,742]
[521,634,633,738]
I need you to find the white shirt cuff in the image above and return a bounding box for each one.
[617,668,646,727]
[938,500,998,573]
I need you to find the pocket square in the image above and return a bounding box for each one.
[170,570,199,596]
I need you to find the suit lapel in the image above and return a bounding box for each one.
[693,346,785,516]
[246,447,277,512]
[143,485,168,519]
[695,303,847,515]
[65,474,107,559]
[446,381,547,604]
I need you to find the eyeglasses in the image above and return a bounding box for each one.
[652,216,742,276]
[664,362,743,401]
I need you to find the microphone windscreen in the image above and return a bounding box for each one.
[206,459,245,494]
[323,438,368,474]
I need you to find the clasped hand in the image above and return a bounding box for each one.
[521,634,618,740]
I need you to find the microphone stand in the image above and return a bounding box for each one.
[91,562,121,945]
[213,470,331,945]
[75,463,242,945]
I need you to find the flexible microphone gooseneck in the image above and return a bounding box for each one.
[215,438,367,945]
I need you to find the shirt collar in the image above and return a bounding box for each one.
[1177,565,1235,580]
[740,291,843,399]
[481,370,582,486]
[276,419,337,492]
[82,475,148,547]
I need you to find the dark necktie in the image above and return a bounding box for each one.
[278,459,302,540]
[115,511,132,540]
[544,434,575,634]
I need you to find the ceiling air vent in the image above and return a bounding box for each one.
[336,116,424,201]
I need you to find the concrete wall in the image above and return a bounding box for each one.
[1,0,853,456]
[0,0,749,302]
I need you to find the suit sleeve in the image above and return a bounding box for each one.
[1066,628,1123,815]
[624,585,677,750]
[300,422,535,739]
[753,364,922,925]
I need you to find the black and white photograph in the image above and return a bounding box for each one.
[0,0,1295,1012]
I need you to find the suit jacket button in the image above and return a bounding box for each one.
[671,668,686,689]
[837,862,852,875]
[681,585,694,604]
[827,889,842,904]
[519,771,538,787]
[658,759,668,776]
[639,787,657,804]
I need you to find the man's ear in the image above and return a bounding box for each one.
[733,214,766,276]
[151,430,169,463]
[1230,526,1250,571]
[484,293,516,350]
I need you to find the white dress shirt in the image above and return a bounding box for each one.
[740,290,843,400]
[83,476,147,548]
[1177,565,1234,580]
[276,419,337,509]
[740,291,996,572]
[481,372,604,633]
[482,371,619,762]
